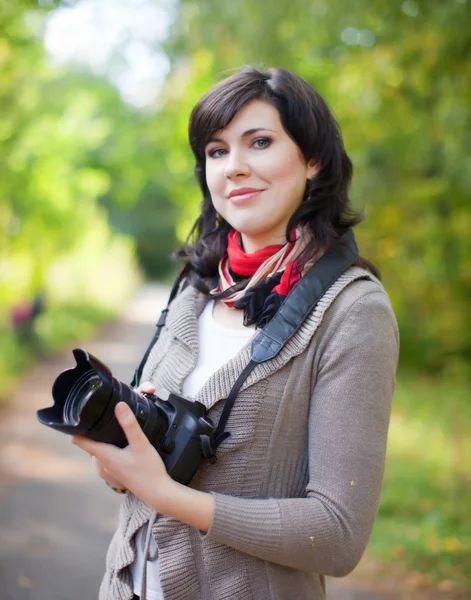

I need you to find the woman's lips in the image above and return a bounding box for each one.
[228,189,264,204]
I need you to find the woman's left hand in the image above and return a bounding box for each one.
[71,402,176,509]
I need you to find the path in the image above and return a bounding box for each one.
[0,284,397,600]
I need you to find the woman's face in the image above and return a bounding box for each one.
[204,100,318,253]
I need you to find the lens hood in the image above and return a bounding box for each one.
[37,348,114,435]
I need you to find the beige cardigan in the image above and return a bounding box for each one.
[100,267,399,600]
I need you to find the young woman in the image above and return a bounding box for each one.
[72,67,399,600]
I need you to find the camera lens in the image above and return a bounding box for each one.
[38,349,169,452]
[38,349,216,485]
[63,370,102,426]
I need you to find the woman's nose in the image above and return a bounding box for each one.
[224,150,250,179]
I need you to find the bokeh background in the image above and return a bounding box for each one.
[1,0,470,596]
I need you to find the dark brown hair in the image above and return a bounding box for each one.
[178,66,378,291]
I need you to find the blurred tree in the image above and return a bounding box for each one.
[158,0,471,376]
[0,0,179,311]
[1,0,470,375]
[0,0,177,392]
[1,0,469,587]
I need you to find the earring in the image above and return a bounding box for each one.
[215,212,221,228]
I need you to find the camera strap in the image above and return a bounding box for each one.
[206,229,359,459]
[132,231,358,463]
[131,262,191,389]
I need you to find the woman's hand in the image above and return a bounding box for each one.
[71,383,177,509]
[72,381,215,531]
[92,456,126,490]
[89,381,157,493]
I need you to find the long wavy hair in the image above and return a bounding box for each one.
[177,66,378,292]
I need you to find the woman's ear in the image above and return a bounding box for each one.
[307,159,320,179]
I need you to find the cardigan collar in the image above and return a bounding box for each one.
[164,282,207,355]
[159,267,374,412]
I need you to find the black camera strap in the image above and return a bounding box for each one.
[206,229,359,459]
[130,262,191,390]
[132,230,358,463]
[251,228,358,363]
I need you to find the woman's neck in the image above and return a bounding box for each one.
[239,231,288,254]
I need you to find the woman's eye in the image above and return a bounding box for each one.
[207,148,227,158]
[253,138,271,149]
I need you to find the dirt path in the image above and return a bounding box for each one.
[0,284,399,600]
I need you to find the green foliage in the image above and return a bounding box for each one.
[2,0,469,378]
[157,9,471,589]
[36,302,114,349]
[372,372,471,592]
[0,0,469,589]
[0,302,113,401]
[0,2,142,392]
[159,0,471,377]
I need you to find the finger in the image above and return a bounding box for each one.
[93,458,115,480]
[93,457,106,478]
[92,456,109,478]
[136,381,156,394]
[114,402,149,451]
[93,458,126,488]
[71,435,117,461]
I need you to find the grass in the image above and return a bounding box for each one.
[369,371,471,594]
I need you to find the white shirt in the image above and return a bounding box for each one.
[131,300,255,599]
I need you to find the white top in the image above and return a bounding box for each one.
[131,300,255,599]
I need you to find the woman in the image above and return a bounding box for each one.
[72,67,399,600]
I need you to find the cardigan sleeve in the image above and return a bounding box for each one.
[203,290,399,576]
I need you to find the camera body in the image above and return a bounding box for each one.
[140,389,215,485]
[37,349,215,485]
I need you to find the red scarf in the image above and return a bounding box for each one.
[210,229,306,307]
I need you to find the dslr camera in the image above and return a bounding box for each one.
[37,348,215,485]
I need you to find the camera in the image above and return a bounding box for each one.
[37,348,215,485]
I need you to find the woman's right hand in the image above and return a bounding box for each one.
[93,381,157,491]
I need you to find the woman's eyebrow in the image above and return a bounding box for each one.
[241,127,277,136]
[206,127,277,144]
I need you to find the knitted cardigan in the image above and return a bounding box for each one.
[99,267,399,600]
